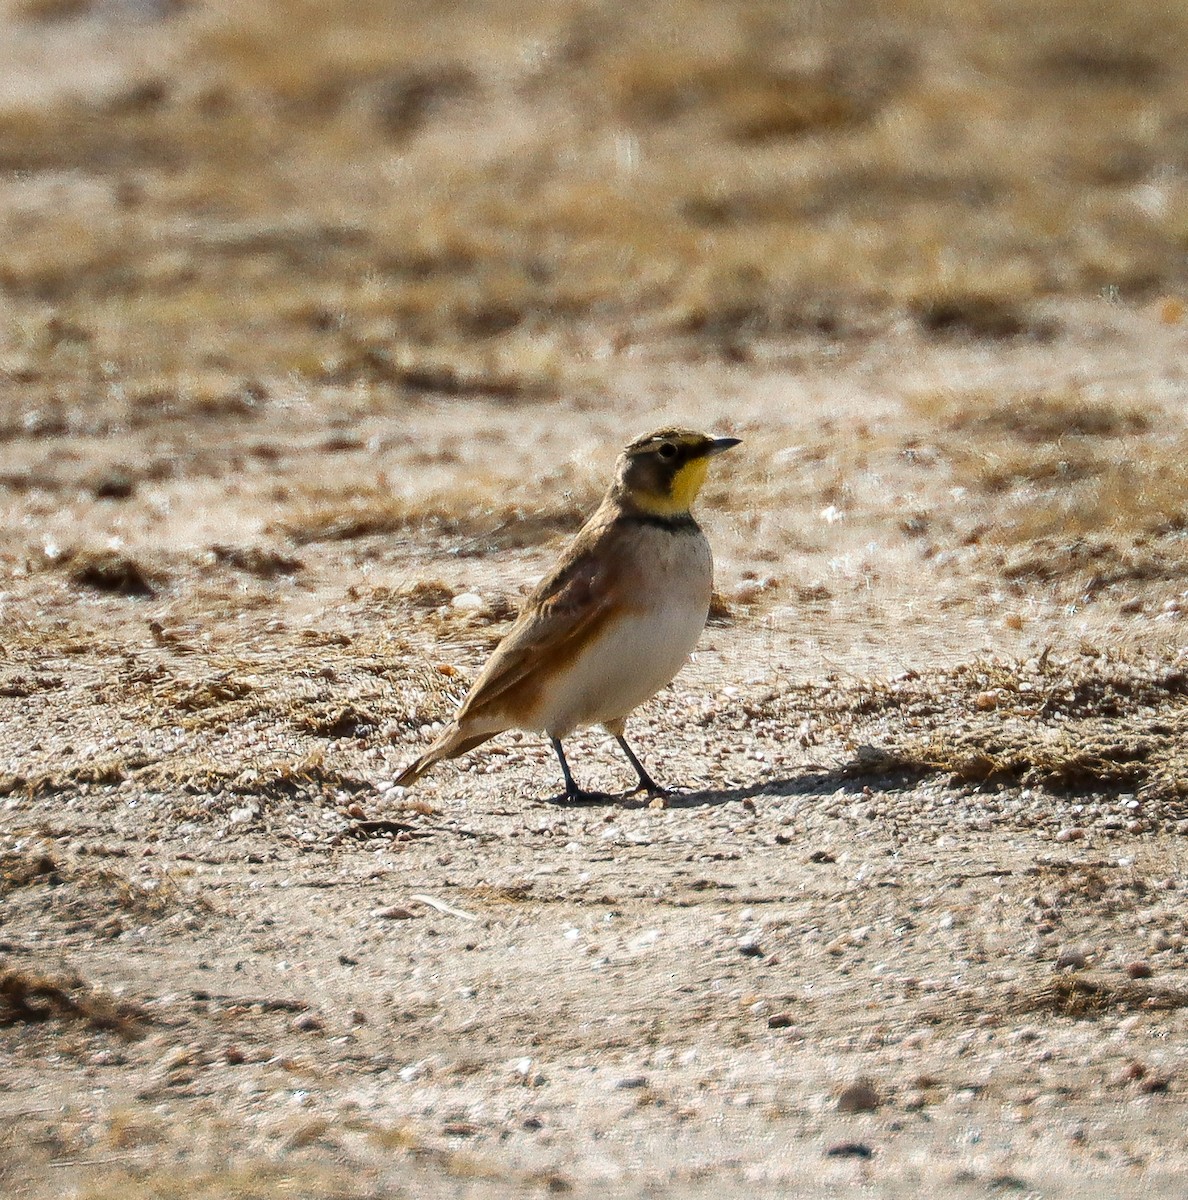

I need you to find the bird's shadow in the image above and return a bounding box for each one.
[538,763,913,809]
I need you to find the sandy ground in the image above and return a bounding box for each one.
[3,1,1188,1197]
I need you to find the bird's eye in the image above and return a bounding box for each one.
[657,442,677,460]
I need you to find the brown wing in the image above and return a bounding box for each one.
[456,507,629,724]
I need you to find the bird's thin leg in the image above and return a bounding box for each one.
[615,735,668,798]
[551,738,602,804]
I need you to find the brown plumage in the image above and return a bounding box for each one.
[395,428,740,801]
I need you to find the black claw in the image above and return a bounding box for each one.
[630,781,670,799]
[554,787,617,806]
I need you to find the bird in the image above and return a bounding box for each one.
[394,427,740,802]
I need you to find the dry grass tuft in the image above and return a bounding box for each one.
[276,492,421,545]
[160,755,370,810]
[168,674,254,713]
[399,579,457,608]
[0,848,61,894]
[0,674,63,699]
[67,1163,376,1200]
[72,863,186,921]
[1,846,190,934]
[911,389,1152,445]
[277,484,589,551]
[928,972,1188,1025]
[609,54,874,140]
[459,881,535,905]
[0,965,147,1037]
[295,703,379,739]
[906,386,1188,593]
[909,293,1054,340]
[0,756,140,798]
[209,544,303,577]
[1007,974,1188,1018]
[996,535,1188,593]
[854,725,1170,793]
[65,550,161,598]
[318,339,564,397]
[828,651,1188,808]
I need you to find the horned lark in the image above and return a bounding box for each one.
[395,428,740,802]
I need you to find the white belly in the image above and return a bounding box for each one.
[526,527,712,737]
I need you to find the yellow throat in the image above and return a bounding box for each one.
[635,456,709,516]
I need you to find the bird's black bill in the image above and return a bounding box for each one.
[706,436,742,455]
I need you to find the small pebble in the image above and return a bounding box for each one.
[1055,827,1086,843]
[826,1142,873,1159]
[373,905,416,920]
[1125,961,1153,979]
[451,592,485,611]
[836,1081,880,1113]
[1055,948,1088,970]
[615,1076,648,1090]
[291,1013,324,1033]
[767,1013,793,1029]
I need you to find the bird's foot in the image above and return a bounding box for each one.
[622,783,673,809]
[628,778,670,800]
[548,787,619,806]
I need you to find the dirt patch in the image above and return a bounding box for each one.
[4,1,1188,1197]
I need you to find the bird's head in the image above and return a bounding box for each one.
[613,427,741,516]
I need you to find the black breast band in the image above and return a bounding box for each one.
[618,511,700,533]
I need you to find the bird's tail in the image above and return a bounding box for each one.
[393,723,497,787]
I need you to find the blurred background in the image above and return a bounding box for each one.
[1,0,1186,391]
[5,11,1188,1196]
[2,0,1188,627]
